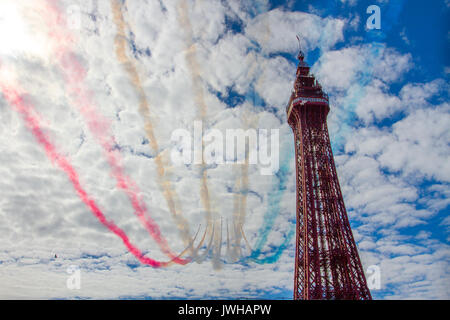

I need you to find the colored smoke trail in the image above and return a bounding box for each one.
[246,0,407,263]
[177,0,221,269]
[0,78,188,267]
[231,1,296,264]
[228,111,259,262]
[239,0,406,263]
[110,0,199,258]
[321,0,406,149]
[247,142,295,264]
[228,149,249,262]
[40,0,189,264]
[227,0,272,262]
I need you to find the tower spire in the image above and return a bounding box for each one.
[296,34,305,61]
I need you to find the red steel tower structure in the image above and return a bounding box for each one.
[286,44,372,300]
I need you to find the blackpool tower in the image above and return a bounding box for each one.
[286,41,372,300]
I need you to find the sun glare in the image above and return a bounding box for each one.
[0,1,50,58]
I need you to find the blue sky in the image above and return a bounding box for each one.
[0,0,448,299]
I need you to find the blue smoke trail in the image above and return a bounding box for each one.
[248,142,295,264]
[331,0,406,150]
[246,0,407,264]
[237,0,299,264]
[242,0,344,264]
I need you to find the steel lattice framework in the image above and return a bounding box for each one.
[286,48,372,300]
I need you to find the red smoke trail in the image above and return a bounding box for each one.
[0,82,187,267]
[37,0,190,264]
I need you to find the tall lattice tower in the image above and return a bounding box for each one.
[286,42,372,300]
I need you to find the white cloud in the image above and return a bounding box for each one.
[245,8,346,54]
[313,44,412,93]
